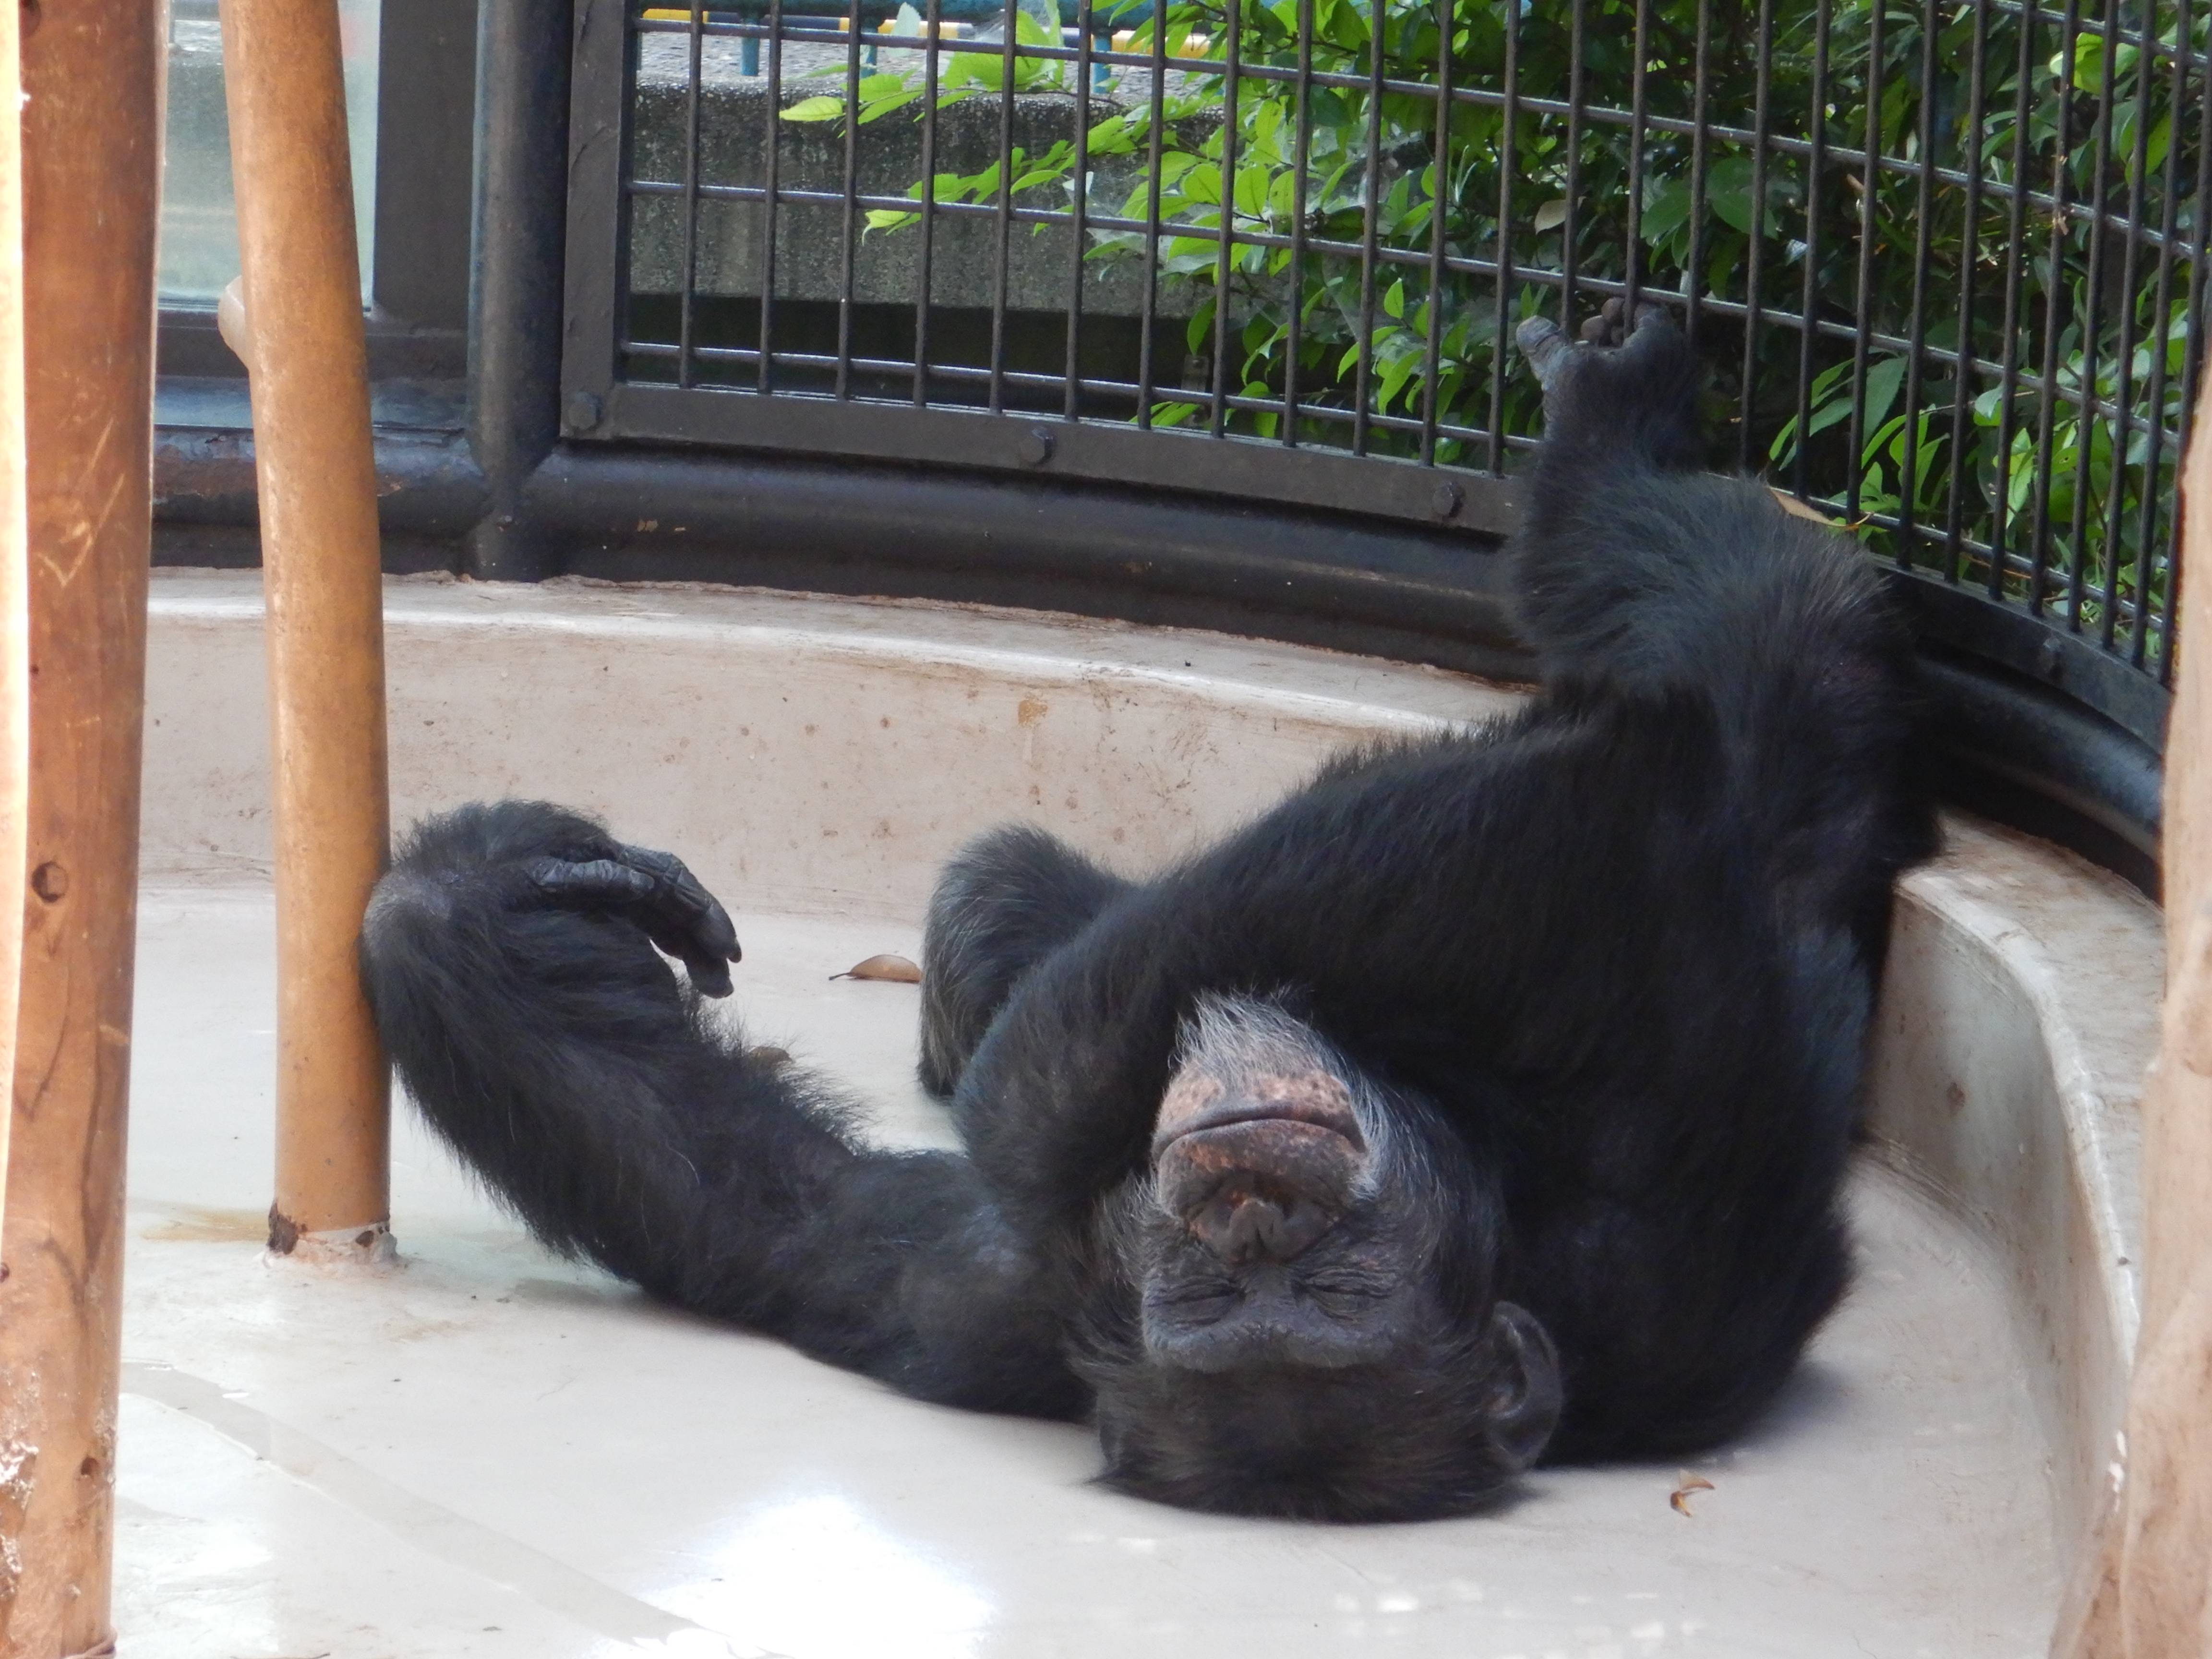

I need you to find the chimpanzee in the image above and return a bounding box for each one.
[360,304,1935,1520]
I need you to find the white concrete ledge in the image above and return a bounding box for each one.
[144,571,1517,910]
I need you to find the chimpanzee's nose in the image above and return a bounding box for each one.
[1186,1180,1338,1263]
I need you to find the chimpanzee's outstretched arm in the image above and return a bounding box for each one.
[361,801,1084,1417]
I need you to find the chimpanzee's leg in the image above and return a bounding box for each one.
[917,825,1129,1097]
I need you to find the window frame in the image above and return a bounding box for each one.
[154,0,478,388]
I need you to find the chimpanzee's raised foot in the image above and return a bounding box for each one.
[1516,296,1677,416]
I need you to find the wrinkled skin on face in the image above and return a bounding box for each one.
[1078,997,1564,1520]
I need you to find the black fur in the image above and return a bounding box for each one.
[361,312,1936,1520]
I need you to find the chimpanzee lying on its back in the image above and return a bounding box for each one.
[360,303,1935,1519]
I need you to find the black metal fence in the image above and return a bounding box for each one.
[538,0,2205,881]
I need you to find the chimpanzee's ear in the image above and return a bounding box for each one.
[1480,1301,1564,1472]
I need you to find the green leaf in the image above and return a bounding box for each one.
[858,87,922,123]
[1859,355,1907,444]
[1082,114,1134,157]
[1186,298,1216,355]
[1704,156,1757,234]
[1640,176,1691,251]
[781,95,849,122]
[1376,351,1416,412]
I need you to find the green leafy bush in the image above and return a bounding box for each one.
[800,0,2206,660]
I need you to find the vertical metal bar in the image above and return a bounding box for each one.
[837,0,866,398]
[2097,0,2155,650]
[1352,0,1386,454]
[468,0,574,579]
[2027,0,2083,615]
[1486,0,1519,470]
[0,8,160,1648]
[1736,0,1775,469]
[1791,0,1832,501]
[1683,0,1713,345]
[1135,0,1169,427]
[1284,0,1315,445]
[988,0,1021,412]
[1841,0,1886,524]
[1987,0,2042,595]
[2065,0,2122,629]
[758,0,787,391]
[1624,0,1651,316]
[1942,0,1993,584]
[1895,0,1943,566]
[678,1,705,388]
[556,0,625,416]
[1418,0,1452,465]
[1209,0,1245,436]
[915,0,944,403]
[1065,0,1095,418]
[374,0,481,333]
[1560,0,1588,323]
[2130,0,2189,666]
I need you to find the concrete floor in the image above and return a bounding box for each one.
[119,882,2061,1659]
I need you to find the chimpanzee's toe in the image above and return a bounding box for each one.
[1516,316,1576,393]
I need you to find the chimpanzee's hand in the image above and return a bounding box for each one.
[522,841,742,997]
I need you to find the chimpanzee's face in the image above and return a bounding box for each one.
[1077,997,1563,1521]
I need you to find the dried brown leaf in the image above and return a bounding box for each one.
[831,953,923,984]
[1770,487,1840,526]
[1670,1472,1716,1516]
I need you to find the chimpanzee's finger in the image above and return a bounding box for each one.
[614,843,741,997]
[618,842,743,965]
[676,950,734,999]
[524,856,657,909]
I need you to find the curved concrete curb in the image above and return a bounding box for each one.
[1873,824,2159,1558]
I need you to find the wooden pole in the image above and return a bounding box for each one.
[0,0,31,1247]
[0,0,163,1650]
[217,0,393,1258]
[2057,385,2212,1658]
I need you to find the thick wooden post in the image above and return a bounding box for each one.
[0,0,31,1242]
[217,0,393,1258]
[0,0,163,1652]
[2058,385,2212,1657]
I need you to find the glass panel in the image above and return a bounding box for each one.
[159,0,384,303]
